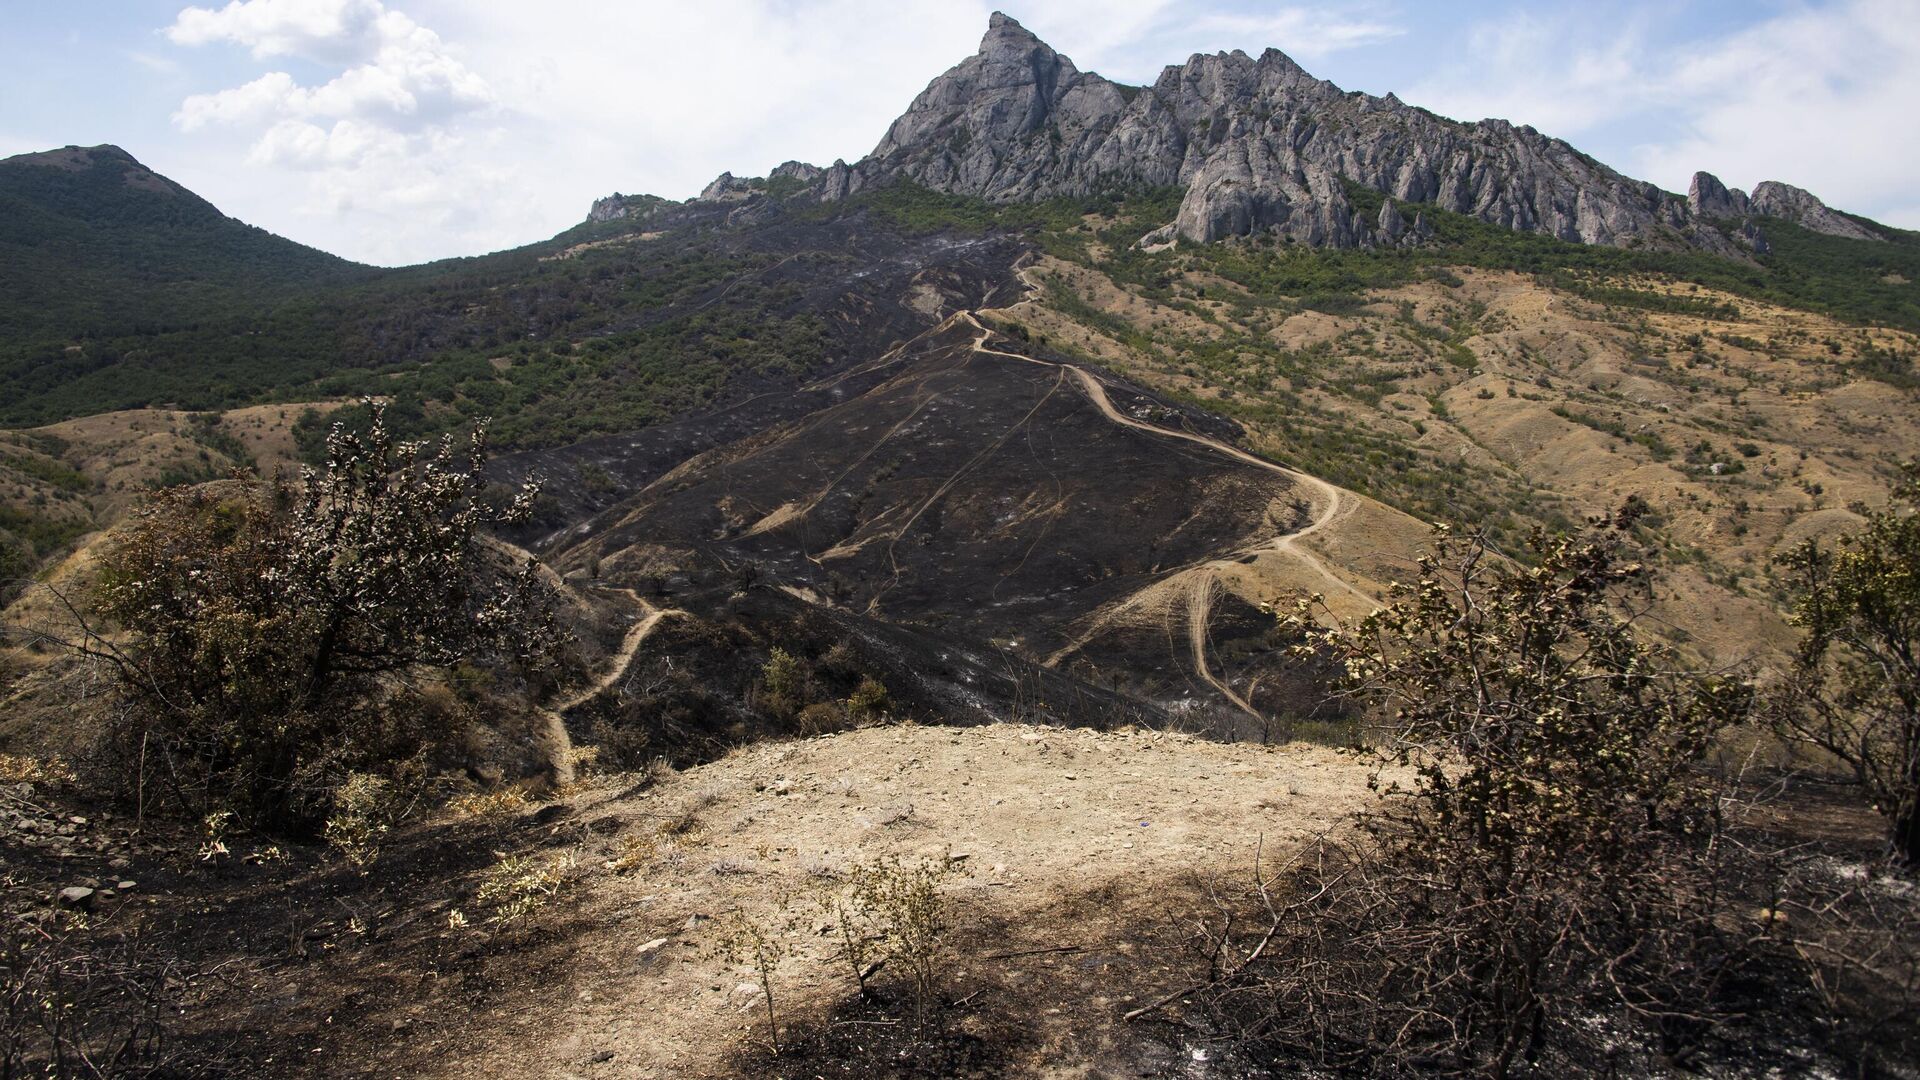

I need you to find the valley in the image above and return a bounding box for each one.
[2,9,1918,1079]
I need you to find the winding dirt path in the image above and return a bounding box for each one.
[958,309,1373,718]
[1186,569,1259,716]
[540,588,683,785]
[960,312,1369,607]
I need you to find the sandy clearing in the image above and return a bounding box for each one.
[426,722,1377,1079]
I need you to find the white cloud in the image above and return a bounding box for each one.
[1403,11,1653,133]
[1633,0,1920,228]
[169,0,493,139]
[175,71,300,131]
[1403,0,1920,228]
[167,0,390,63]
[166,0,504,261]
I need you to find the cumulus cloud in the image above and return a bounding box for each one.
[1633,0,1920,228]
[166,0,504,262]
[1402,12,1650,134]
[167,0,392,63]
[1404,0,1920,227]
[169,0,492,143]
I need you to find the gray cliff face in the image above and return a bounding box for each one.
[1688,171,1751,219]
[588,193,647,223]
[837,13,1723,251]
[1749,181,1883,242]
[1689,171,1883,244]
[636,13,1885,254]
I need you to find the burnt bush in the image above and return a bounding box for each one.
[80,403,563,832]
[1166,513,1775,1076]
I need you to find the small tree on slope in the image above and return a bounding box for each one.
[93,402,562,829]
[1207,509,1756,1076]
[1776,466,1920,862]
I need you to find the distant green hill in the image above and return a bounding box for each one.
[0,145,368,341]
[0,146,831,440]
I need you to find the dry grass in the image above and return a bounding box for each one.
[986,258,1920,670]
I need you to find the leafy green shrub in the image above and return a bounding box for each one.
[322,771,397,868]
[474,849,576,925]
[760,647,806,717]
[845,676,891,721]
[1775,466,1920,861]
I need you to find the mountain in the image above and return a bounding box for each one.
[734,13,1890,255]
[0,144,367,341]
[3,17,1920,1077]
[2,12,1917,706]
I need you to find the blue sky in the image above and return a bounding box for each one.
[4,1,1916,265]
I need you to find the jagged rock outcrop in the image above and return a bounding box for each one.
[1677,170,1880,246]
[699,172,756,201]
[587,193,645,223]
[769,161,823,184]
[830,13,1731,251]
[616,13,1884,254]
[1378,198,1406,243]
[1688,171,1751,219]
[1749,180,1883,241]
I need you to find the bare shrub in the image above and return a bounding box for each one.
[0,915,182,1077]
[712,897,807,1055]
[793,701,847,736]
[1771,852,1920,1068]
[1165,513,1764,1076]
[838,851,970,1033]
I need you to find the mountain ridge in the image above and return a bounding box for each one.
[676,12,1890,256]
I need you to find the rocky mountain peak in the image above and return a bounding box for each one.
[661,15,1887,256]
[1688,171,1750,219]
[981,11,1053,57]
[1750,180,1883,242]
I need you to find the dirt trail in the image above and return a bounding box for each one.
[1186,568,1259,716]
[555,591,680,713]
[959,312,1369,610]
[539,588,683,784]
[959,309,1372,714]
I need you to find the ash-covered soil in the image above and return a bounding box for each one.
[489,223,1339,744]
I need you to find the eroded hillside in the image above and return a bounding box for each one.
[992,246,1919,668]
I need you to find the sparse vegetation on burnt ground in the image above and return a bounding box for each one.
[33,404,564,835]
[2,159,1918,1078]
[1122,512,1920,1077]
